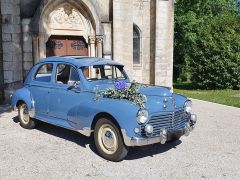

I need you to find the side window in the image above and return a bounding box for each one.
[56,64,80,84]
[115,67,125,79]
[104,65,113,79]
[34,63,53,82]
[133,24,141,65]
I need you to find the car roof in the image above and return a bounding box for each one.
[37,56,124,68]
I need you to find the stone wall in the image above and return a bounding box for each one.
[113,0,133,80]
[133,0,151,84]
[22,19,33,78]
[0,0,174,102]
[154,0,174,88]
[0,2,3,101]
[1,0,22,101]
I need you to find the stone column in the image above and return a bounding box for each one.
[102,22,112,59]
[22,18,33,78]
[154,0,174,88]
[88,36,96,77]
[113,0,133,80]
[32,35,39,64]
[38,33,46,59]
[88,36,96,57]
[96,35,103,58]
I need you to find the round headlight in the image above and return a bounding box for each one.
[184,100,192,113]
[137,109,148,124]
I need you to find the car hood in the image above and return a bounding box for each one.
[88,82,185,112]
[138,85,172,97]
[89,82,172,97]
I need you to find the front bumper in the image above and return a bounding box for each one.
[122,114,197,147]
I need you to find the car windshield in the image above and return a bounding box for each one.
[82,65,127,81]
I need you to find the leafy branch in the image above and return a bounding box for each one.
[95,81,147,109]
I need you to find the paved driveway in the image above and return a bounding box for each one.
[0,99,240,180]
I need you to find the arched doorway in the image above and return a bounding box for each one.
[32,1,103,61]
[46,35,88,57]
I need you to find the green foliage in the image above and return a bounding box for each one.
[95,81,147,109]
[174,0,240,89]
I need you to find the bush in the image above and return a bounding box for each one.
[174,0,240,89]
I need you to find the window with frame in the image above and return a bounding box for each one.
[34,63,53,82]
[133,25,141,65]
[83,65,126,81]
[56,64,80,84]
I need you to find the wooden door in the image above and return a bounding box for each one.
[46,35,88,57]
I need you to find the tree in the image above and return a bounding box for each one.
[174,0,240,89]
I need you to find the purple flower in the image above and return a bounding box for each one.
[114,81,127,91]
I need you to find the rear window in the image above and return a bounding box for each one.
[34,63,53,82]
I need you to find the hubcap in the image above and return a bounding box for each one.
[20,104,30,124]
[98,124,118,155]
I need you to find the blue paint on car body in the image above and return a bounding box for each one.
[11,56,196,146]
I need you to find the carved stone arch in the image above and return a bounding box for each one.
[31,0,102,34]
[41,2,94,39]
[31,0,102,60]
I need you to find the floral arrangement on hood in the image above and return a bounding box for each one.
[95,81,147,109]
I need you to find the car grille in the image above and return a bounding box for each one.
[140,109,189,137]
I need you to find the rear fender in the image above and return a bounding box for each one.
[11,87,35,118]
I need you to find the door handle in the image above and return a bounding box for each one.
[74,88,81,93]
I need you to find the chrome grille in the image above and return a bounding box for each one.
[141,109,189,137]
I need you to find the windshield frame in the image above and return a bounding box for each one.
[80,65,129,82]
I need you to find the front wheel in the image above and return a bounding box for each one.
[94,118,128,162]
[18,103,36,129]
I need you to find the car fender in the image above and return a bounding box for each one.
[172,93,188,109]
[11,87,35,117]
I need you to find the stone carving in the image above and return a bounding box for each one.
[88,36,96,44]
[96,36,103,44]
[49,4,84,30]
[71,40,86,50]
[46,40,64,50]
[134,0,148,10]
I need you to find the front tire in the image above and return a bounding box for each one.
[18,103,36,129]
[94,118,128,162]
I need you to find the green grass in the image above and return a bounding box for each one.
[174,88,240,108]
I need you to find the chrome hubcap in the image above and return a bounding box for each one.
[20,104,30,124]
[98,124,118,154]
[103,131,114,148]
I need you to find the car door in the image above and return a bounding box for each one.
[28,63,53,115]
[48,63,82,121]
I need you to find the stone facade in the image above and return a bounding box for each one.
[0,0,22,101]
[0,0,174,102]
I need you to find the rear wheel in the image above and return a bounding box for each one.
[94,118,128,162]
[18,103,36,129]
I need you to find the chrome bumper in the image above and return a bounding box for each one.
[122,114,197,147]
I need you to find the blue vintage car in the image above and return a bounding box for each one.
[11,56,197,161]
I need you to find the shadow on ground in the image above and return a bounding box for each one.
[0,104,12,115]
[126,140,181,160]
[12,116,182,161]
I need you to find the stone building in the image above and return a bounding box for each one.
[0,0,174,102]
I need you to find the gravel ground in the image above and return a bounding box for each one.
[0,99,240,180]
